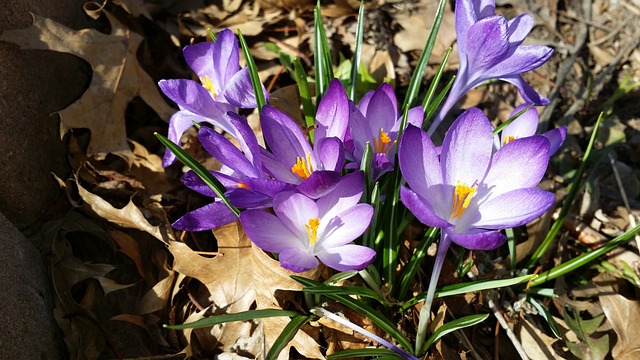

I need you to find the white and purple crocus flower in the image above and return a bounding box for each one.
[159,28,268,167]
[399,107,559,349]
[347,83,424,180]
[429,0,554,135]
[495,104,567,156]
[240,172,376,272]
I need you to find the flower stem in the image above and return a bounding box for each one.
[415,231,452,355]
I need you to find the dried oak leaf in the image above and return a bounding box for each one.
[168,222,323,359]
[0,11,174,160]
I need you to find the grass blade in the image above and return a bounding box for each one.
[301,284,385,304]
[327,348,406,359]
[292,276,414,353]
[155,132,239,216]
[397,227,439,300]
[314,1,333,101]
[526,113,604,269]
[164,309,300,330]
[237,29,266,112]
[349,0,365,101]
[266,315,312,360]
[423,75,455,127]
[293,58,316,133]
[492,104,534,135]
[421,46,452,111]
[401,0,447,112]
[420,314,489,354]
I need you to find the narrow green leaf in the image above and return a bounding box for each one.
[266,315,312,360]
[421,314,489,354]
[325,270,359,285]
[506,227,517,271]
[293,58,316,133]
[529,223,640,287]
[327,348,406,359]
[423,75,455,126]
[401,0,447,112]
[301,284,385,304]
[292,276,414,353]
[163,309,300,330]
[493,104,534,135]
[349,0,366,101]
[421,47,452,111]
[528,297,562,338]
[154,133,239,216]
[527,113,604,269]
[237,29,266,112]
[397,227,439,300]
[207,28,217,41]
[314,2,333,101]
[400,275,535,312]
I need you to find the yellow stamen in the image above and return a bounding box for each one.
[450,181,477,219]
[502,135,516,145]
[200,75,218,99]
[237,182,250,189]
[373,128,396,155]
[305,218,321,246]
[291,152,314,180]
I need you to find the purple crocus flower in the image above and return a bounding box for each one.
[159,28,268,167]
[347,83,424,180]
[260,80,349,199]
[240,172,376,272]
[399,107,555,350]
[495,104,567,156]
[428,0,554,135]
[173,112,294,231]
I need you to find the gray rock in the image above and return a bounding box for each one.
[0,211,64,359]
[0,0,91,229]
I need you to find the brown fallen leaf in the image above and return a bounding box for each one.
[596,276,640,360]
[0,9,174,160]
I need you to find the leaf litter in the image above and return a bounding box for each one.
[12,0,640,358]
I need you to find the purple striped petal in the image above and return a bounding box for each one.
[399,125,444,208]
[240,210,300,253]
[500,75,550,105]
[244,178,296,198]
[318,203,373,249]
[212,28,240,88]
[159,79,228,120]
[507,13,534,46]
[183,41,214,80]
[447,228,506,250]
[316,244,376,271]
[273,191,318,239]
[279,247,319,272]
[543,126,567,156]
[465,16,509,71]
[483,136,550,196]
[441,108,493,188]
[365,83,398,136]
[226,188,272,208]
[297,171,341,199]
[487,46,554,79]
[315,79,349,141]
[172,202,237,231]
[261,105,313,168]
[221,67,265,108]
[400,187,450,228]
[198,126,258,178]
[316,137,345,172]
[316,172,365,220]
[475,188,554,229]
[163,110,201,167]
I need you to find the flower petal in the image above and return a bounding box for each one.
[447,228,506,250]
[507,13,534,46]
[163,110,203,167]
[279,247,319,272]
[400,186,450,228]
[297,171,341,199]
[316,244,376,271]
[399,125,444,208]
[474,188,554,229]
[365,83,398,136]
[465,16,509,71]
[315,79,349,141]
[172,202,238,231]
[261,105,313,168]
[316,137,345,172]
[543,126,567,156]
[244,178,296,198]
[441,108,493,188]
[159,79,228,119]
[260,148,301,184]
[273,191,318,239]
[222,67,266,108]
[501,104,539,144]
[319,203,373,248]
[483,135,550,196]
[500,75,550,105]
[198,126,258,178]
[228,112,261,170]
[182,41,214,80]
[240,210,300,253]
[212,28,240,88]
[486,45,554,79]
[226,188,272,208]
[316,172,365,220]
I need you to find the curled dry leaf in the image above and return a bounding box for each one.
[0,10,174,160]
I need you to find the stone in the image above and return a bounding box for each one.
[0,0,92,229]
[0,211,64,359]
